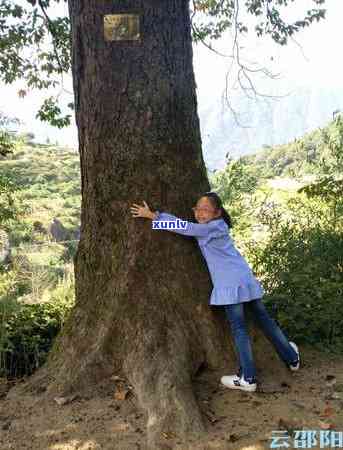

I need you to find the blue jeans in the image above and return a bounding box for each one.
[223,298,299,383]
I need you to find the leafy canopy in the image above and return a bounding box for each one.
[0,0,326,127]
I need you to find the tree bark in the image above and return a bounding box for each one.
[9,1,293,448]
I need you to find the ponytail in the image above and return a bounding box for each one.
[219,206,233,229]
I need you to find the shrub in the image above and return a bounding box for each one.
[244,200,343,353]
[0,263,75,379]
[0,300,72,378]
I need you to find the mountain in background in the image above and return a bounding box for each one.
[200,85,343,172]
[6,83,343,178]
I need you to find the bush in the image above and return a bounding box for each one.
[244,200,343,353]
[59,240,78,263]
[0,262,75,379]
[0,301,72,378]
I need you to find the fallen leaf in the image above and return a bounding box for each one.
[114,385,130,401]
[325,375,336,382]
[278,417,301,433]
[325,375,337,386]
[292,401,306,410]
[319,420,335,430]
[203,409,219,424]
[111,375,126,382]
[53,394,79,406]
[321,403,335,418]
[161,431,177,439]
[228,433,240,442]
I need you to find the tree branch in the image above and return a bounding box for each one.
[37,0,64,74]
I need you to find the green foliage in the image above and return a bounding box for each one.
[0,259,75,378]
[0,136,80,380]
[191,0,325,45]
[245,200,343,352]
[240,147,343,351]
[318,114,343,174]
[0,112,29,226]
[0,129,15,156]
[211,155,259,203]
[0,1,70,81]
[0,300,73,378]
[0,268,18,301]
[0,0,71,126]
[0,143,80,244]
[17,132,35,145]
[7,221,34,247]
[243,114,343,180]
[210,154,260,235]
[0,141,80,383]
[298,176,343,231]
[0,111,20,156]
[295,116,343,231]
[35,96,72,128]
[1,107,342,382]
[0,173,28,228]
[209,116,343,353]
[60,240,78,263]
[0,0,326,127]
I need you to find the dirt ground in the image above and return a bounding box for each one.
[1,345,343,450]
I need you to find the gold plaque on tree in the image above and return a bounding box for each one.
[104,14,140,41]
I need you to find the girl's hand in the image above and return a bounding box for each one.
[130,200,154,219]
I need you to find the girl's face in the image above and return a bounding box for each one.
[192,197,222,224]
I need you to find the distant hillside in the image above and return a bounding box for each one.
[201,85,343,171]
[0,143,80,247]
[229,114,343,180]
[2,113,342,248]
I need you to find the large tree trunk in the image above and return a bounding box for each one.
[9,1,292,449]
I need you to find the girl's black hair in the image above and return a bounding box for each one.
[201,191,233,229]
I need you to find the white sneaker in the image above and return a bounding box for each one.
[288,341,300,371]
[221,374,257,392]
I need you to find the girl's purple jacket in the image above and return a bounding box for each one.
[154,211,265,306]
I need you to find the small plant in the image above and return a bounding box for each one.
[244,197,343,353]
[0,300,72,378]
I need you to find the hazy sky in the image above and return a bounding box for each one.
[0,0,341,148]
[194,0,342,109]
